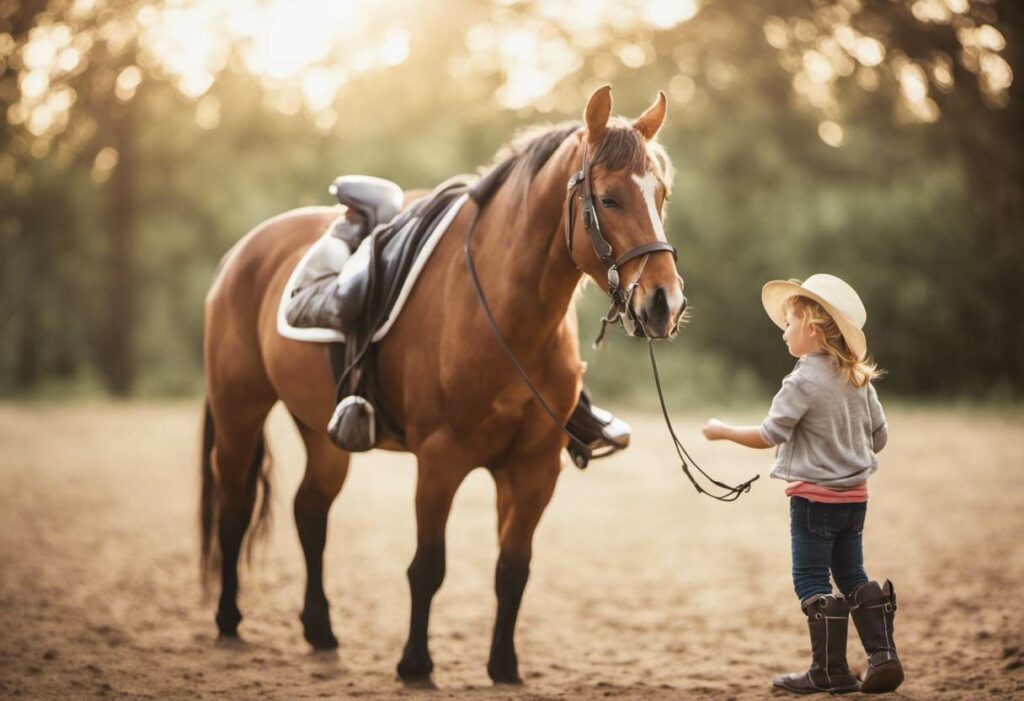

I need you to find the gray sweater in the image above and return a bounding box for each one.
[759,352,887,488]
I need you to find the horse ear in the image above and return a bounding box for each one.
[584,85,612,145]
[633,90,667,141]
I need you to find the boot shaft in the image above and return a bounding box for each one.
[849,579,898,665]
[802,593,854,677]
[771,593,859,694]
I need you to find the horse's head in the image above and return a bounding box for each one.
[566,85,687,340]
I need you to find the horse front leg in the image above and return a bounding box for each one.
[487,449,560,684]
[397,437,470,682]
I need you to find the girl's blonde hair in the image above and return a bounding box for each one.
[787,295,883,388]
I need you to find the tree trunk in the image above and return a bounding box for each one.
[103,99,137,396]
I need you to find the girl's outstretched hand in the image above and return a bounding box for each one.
[702,418,727,440]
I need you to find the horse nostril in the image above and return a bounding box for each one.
[653,286,667,307]
[680,296,688,313]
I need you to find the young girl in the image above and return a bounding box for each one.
[702,274,903,695]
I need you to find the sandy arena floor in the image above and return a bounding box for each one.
[1,401,1022,700]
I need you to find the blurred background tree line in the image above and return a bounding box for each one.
[1,0,1020,405]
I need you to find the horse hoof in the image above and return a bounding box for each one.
[216,608,242,638]
[487,660,522,685]
[215,632,246,648]
[397,651,434,682]
[490,673,523,685]
[305,629,339,651]
[301,612,339,651]
[398,674,436,689]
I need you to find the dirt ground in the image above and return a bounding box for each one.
[1,401,1022,700]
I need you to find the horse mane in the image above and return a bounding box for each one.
[470,122,580,205]
[469,118,674,208]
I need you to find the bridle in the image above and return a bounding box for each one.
[564,142,677,344]
[465,135,758,501]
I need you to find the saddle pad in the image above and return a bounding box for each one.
[276,193,469,344]
[276,219,353,343]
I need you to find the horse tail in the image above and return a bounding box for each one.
[199,399,219,590]
[244,426,274,564]
[199,400,274,591]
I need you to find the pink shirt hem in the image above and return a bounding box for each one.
[786,481,868,504]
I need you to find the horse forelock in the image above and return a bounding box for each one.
[594,118,674,197]
[645,140,675,197]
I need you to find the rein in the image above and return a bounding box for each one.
[465,139,758,501]
[463,201,595,463]
[644,338,759,501]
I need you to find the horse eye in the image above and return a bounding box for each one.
[600,196,620,209]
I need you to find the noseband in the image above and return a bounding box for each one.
[564,142,677,342]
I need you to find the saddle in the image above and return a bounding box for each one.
[283,176,405,336]
[284,175,471,451]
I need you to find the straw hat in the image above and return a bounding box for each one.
[761,273,868,359]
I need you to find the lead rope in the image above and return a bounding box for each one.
[645,338,759,501]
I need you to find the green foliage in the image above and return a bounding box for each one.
[1,0,1021,402]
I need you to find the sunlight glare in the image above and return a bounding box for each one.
[854,37,885,67]
[91,146,118,183]
[134,0,408,116]
[817,120,844,147]
[764,17,790,50]
[301,67,338,114]
[669,74,695,103]
[643,0,699,30]
[803,50,834,83]
[378,26,411,67]
[980,53,1013,92]
[899,63,929,103]
[462,0,701,110]
[195,95,221,130]
[115,65,142,101]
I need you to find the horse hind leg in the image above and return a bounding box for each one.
[200,398,275,639]
[294,421,350,650]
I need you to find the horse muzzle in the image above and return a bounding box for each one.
[628,283,687,339]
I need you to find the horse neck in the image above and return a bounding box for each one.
[476,141,583,344]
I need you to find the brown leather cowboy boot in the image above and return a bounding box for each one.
[849,580,904,693]
[772,593,861,695]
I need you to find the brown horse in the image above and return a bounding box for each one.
[200,85,686,683]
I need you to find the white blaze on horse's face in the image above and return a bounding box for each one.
[624,165,686,339]
[630,171,667,243]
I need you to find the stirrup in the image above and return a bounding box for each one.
[566,392,631,469]
[327,396,377,452]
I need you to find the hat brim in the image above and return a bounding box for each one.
[761,280,867,359]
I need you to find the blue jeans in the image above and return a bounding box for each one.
[790,496,869,603]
